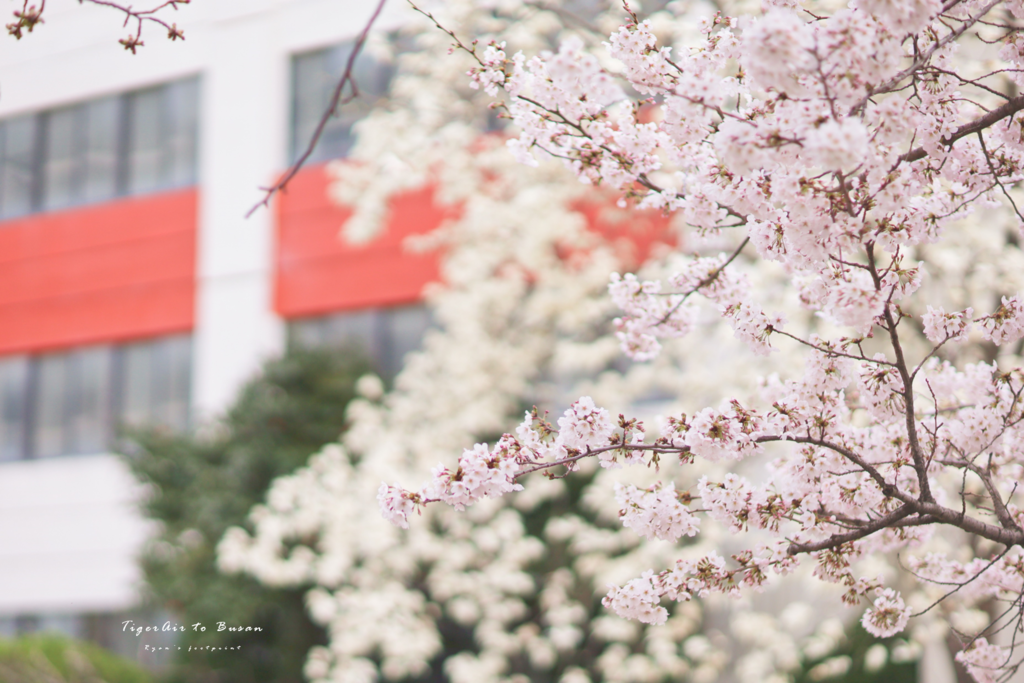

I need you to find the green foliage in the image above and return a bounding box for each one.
[123,348,370,683]
[0,634,151,683]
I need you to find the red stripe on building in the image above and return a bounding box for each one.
[275,164,447,318]
[0,189,197,354]
[574,200,675,269]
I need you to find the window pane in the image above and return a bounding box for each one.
[83,97,120,202]
[121,343,152,428]
[34,347,113,458]
[289,311,376,356]
[288,307,427,381]
[34,354,66,458]
[36,614,84,639]
[42,105,85,210]
[127,87,165,194]
[159,335,191,430]
[164,79,198,187]
[326,310,377,356]
[0,115,38,218]
[119,335,191,431]
[64,346,112,455]
[0,357,27,461]
[382,305,430,380]
[288,318,325,349]
[127,80,198,194]
[292,43,392,163]
[293,49,340,162]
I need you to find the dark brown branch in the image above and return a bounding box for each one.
[865,242,934,503]
[245,0,387,218]
[900,94,1024,164]
[922,500,1024,546]
[978,129,1024,226]
[951,454,1020,532]
[786,505,914,555]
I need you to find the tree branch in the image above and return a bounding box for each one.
[899,94,1024,164]
[7,0,187,50]
[786,505,914,555]
[245,0,387,218]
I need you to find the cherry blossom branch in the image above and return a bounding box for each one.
[900,94,1024,164]
[906,546,1013,617]
[858,0,1002,107]
[6,0,187,50]
[977,129,1024,226]
[433,421,1024,553]
[865,242,934,504]
[786,506,914,554]
[770,329,898,367]
[409,2,487,68]
[245,0,387,218]
[655,237,749,326]
[944,451,1021,533]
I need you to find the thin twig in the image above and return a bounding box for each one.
[245,0,388,218]
[7,0,187,50]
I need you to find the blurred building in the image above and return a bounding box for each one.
[0,0,436,663]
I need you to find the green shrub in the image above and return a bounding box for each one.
[124,347,370,683]
[0,634,151,683]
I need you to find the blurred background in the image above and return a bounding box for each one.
[0,0,431,679]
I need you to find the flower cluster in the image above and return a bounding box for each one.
[979,295,1024,346]
[956,639,1012,683]
[377,483,420,530]
[380,2,1024,676]
[860,588,911,638]
[922,306,974,344]
[684,403,767,461]
[615,482,699,542]
[609,272,696,361]
[610,254,785,360]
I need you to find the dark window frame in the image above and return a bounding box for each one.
[0,334,193,463]
[287,303,431,383]
[0,76,199,221]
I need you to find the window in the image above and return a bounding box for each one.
[0,115,39,218]
[288,304,430,381]
[0,77,199,220]
[34,347,113,458]
[41,97,122,211]
[120,335,191,431]
[0,335,192,461]
[0,357,28,462]
[291,43,393,163]
[127,79,198,194]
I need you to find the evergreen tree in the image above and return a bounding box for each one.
[124,347,370,683]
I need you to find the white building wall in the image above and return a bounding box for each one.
[0,0,407,619]
[0,454,151,614]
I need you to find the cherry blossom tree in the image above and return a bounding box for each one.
[377,1,1024,681]
[216,2,924,682]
